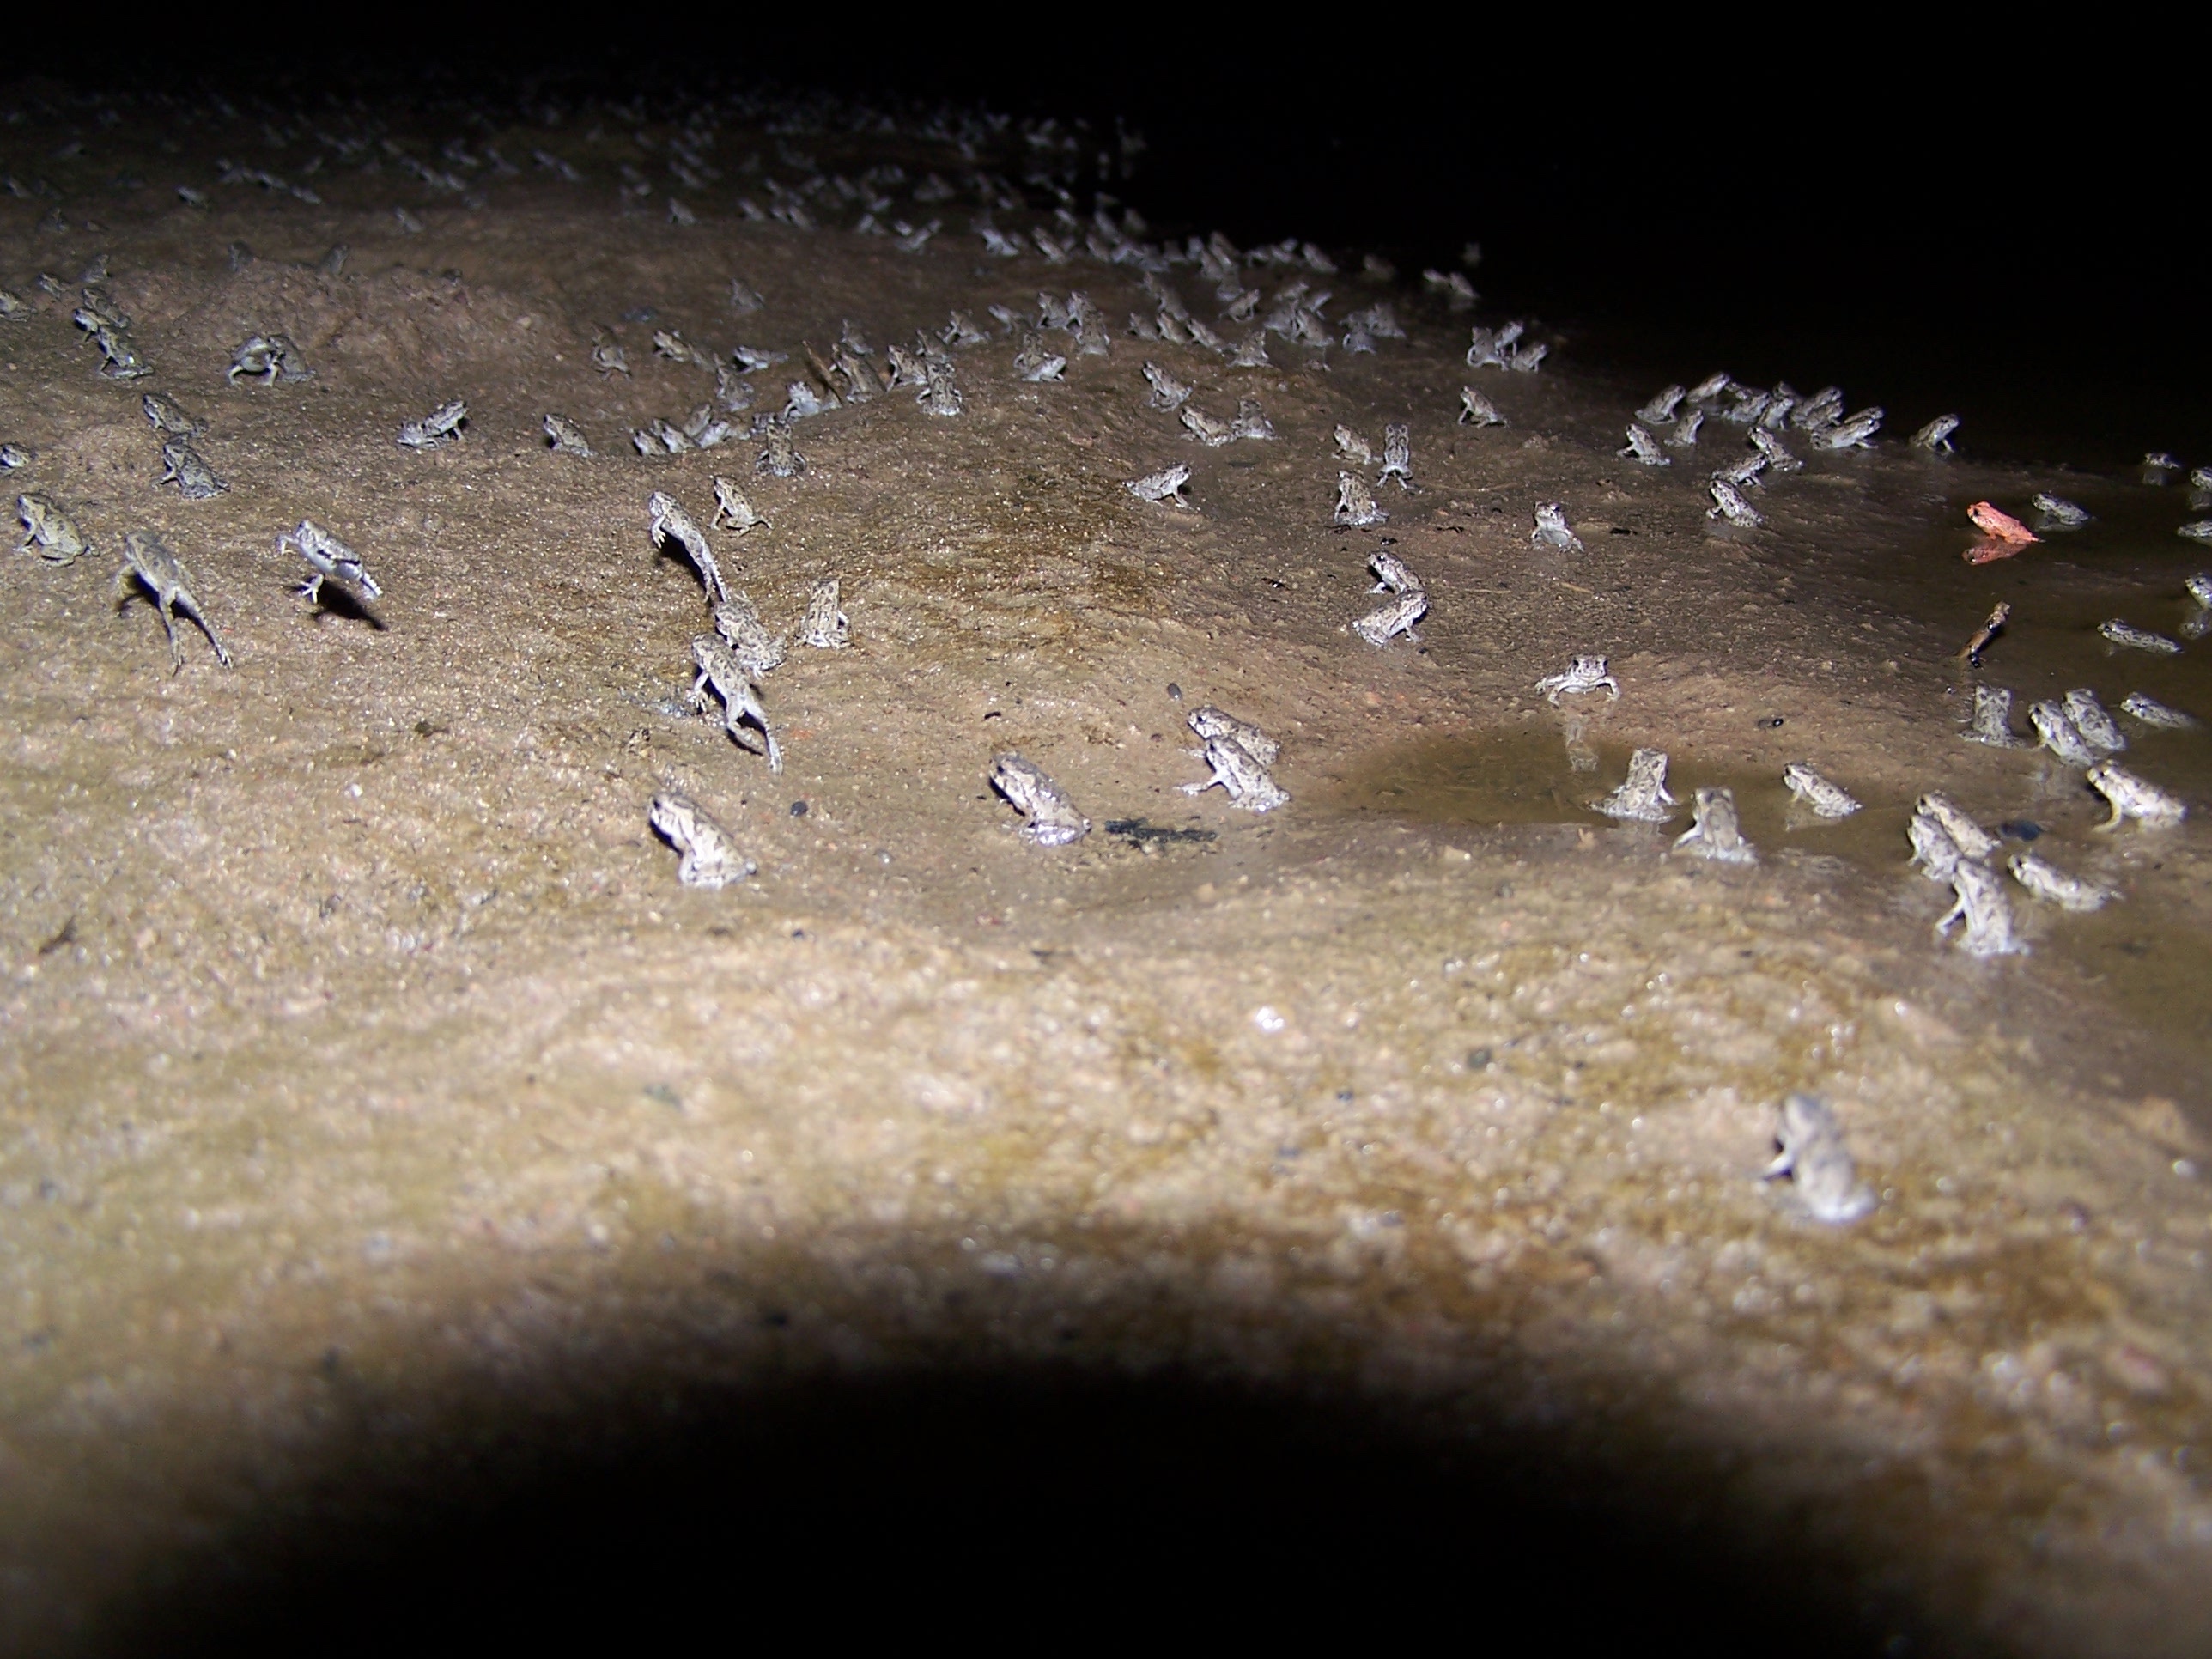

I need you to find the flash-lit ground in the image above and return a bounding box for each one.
[3,83,2210,1655]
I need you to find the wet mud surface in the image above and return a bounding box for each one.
[3,88,2211,1655]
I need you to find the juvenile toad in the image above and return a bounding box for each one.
[1188,706,1279,765]
[1964,685,2031,748]
[397,399,468,451]
[1334,472,1387,527]
[280,519,382,604]
[1126,464,1194,509]
[1936,861,2026,956]
[2061,689,2125,753]
[2008,852,2115,912]
[2086,761,2185,829]
[796,579,849,647]
[1594,748,1675,821]
[1782,763,1861,817]
[1531,501,1583,550]
[2029,700,2099,765]
[1672,787,1756,864]
[1535,655,1619,704]
[990,754,1088,846]
[1182,734,1289,811]
[118,531,231,671]
[1761,1092,1875,1224]
[648,792,755,888]
[1917,793,2001,859]
[647,492,732,608]
[16,493,87,563]
[689,635,782,771]
[156,440,226,500]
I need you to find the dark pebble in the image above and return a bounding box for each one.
[1167,682,1182,701]
[1468,1048,1493,1070]
[790,799,808,817]
[2000,819,2042,841]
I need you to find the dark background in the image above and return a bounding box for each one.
[24,27,2204,470]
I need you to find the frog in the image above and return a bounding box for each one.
[2142,452,2182,482]
[1179,405,1234,447]
[796,578,849,647]
[1761,1092,1875,1224]
[2032,492,2089,529]
[711,477,770,532]
[1593,748,1676,822]
[1783,763,1862,817]
[1806,406,1882,451]
[1964,684,2032,748]
[1465,327,1507,370]
[941,311,991,349]
[0,444,28,471]
[1353,588,1428,647]
[2178,521,2212,546]
[1188,706,1278,766]
[1910,414,1961,453]
[1531,501,1583,550]
[2086,761,2185,829]
[142,391,204,437]
[1457,388,1505,428]
[2008,853,2115,912]
[16,493,87,563]
[1141,361,1191,410]
[397,399,468,451]
[1377,423,1413,489]
[1917,793,2002,859]
[1672,787,1757,864]
[1013,335,1067,383]
[1666,409,1705,449]
[714,365,756,414]
[117,531,231,671]
[543,413,593,458]
[713,594,787,678]
[688,635,782,771]
[1535,655,1619,704]
[756,420,805,478]
[1712,455,1766,489]
[1907,808,1966,883]
[1367,550,1421,598]
[2029,700,2100,765]
[645,492,731,608]
[155,440,226,500]
[280,519,382,605]
[92,326,150,380]
[781,380,837,421]
[1181,734,1289,811]
[918,356,963,417]
[2190,574,2212,608]
[1334,426,1375,465]
[1507,341,1548,373]
[591,337,631,376]
[2061,689,2126,753]
[1618,424,1669,466]
[653,329,714,369]
[1334,472,1388,527]
[1967,501,2037,544]
[1707,478,1765,528]
[1125,464,1193,509]
[647,791,755,888]
[228,333,310,383]
[2119,693,2198,730]
[1936,861,2026,957]
[1231,398,1274,441]
[1637,385,1686,425]
[2100,620,2181,655]
[990,754,1088,846]
[1685,371,1734,404]
[1748,427,1802,472]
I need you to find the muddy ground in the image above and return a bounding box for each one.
[3,92,2210,1654]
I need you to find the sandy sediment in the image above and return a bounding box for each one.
[3,94,2211,1655]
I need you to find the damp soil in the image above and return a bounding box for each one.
[2,93,2211,1656]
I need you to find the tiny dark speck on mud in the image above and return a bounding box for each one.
[790,800,808,817]
[1496,882,1515,897]
[1759,716,1785,728]
[1609,526,1632,536]
[1469,1048,1494,1070]
[2001,820,2042,841]
[1336,1089,1354,1103]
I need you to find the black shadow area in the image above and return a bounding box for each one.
[107,1364,1949,1656]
